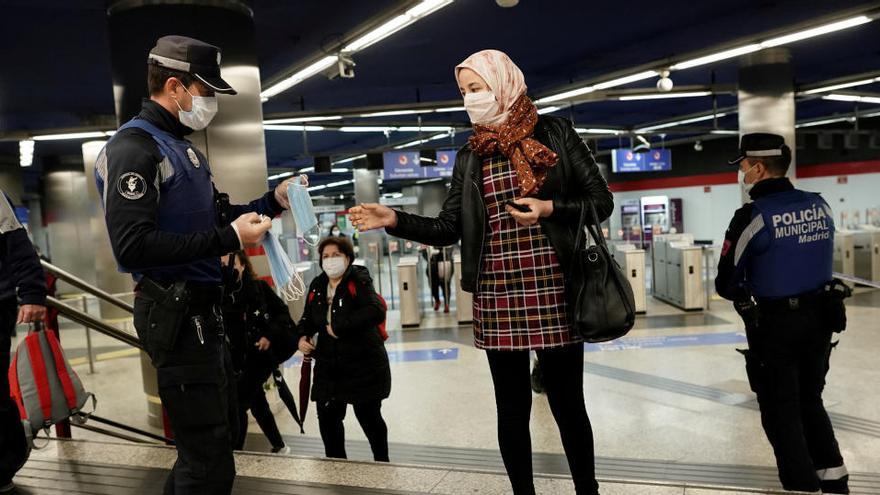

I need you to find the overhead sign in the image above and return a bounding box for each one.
[313,205,344,214]
[612,148,672,173]
[423,149,456,178]
[380,196,419,206]
[383,151,421,180]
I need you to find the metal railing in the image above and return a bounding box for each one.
[41,260,133,313]
[38,260,174,445]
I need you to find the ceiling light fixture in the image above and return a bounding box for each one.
[262,1,453,100]
[823,93,880,104]
[264,115,343,124]
[19,140,34,167]
[801,77,879,95]
[263,124,325,131]
[618,91,711,101]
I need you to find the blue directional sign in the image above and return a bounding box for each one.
[383,151,421,180]
[423,149,456,178]
[612,148,671,173]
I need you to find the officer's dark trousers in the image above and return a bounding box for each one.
[0,299,29,485]
[747,304,846,493]
[134,296,238,495]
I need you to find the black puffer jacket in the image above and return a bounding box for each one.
[221,274,297,373]
[297,265,390,404]
[387,116,614,294]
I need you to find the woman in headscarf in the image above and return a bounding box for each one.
[349,50,613,495]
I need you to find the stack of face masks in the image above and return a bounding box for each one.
[262,230,306,302]
[287,176,320,246]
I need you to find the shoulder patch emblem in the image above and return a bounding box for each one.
[117,172,147,200]
[187,147,201,168]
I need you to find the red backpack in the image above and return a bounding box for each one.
[9,326,95,446]
[347,280,389,341]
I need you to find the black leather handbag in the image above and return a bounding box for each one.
[570,199,636,342]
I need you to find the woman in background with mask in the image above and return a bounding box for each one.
[349,50,613,495]
[220,251,297,453]
[296,236,391,462]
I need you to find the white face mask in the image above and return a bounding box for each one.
[323,257,347,279]
[174,86,218,131]
[738,163,758,194]
[464,91,503,126]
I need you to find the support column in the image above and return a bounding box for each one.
[354,169,384,293]
[737,47,796,203]
[42,161,97,291]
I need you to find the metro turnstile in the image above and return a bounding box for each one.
[397,256,422,327]
[834,231,855,288]
[853,229,880,284]
[454,254,473,324]
[613,244,647,314]
[652,234,704,310]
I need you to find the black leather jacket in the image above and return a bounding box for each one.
[387,116,614,293]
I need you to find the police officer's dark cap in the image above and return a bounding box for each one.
[728,133,789,165]
[148,35,237,95]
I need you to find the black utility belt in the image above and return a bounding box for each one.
[136,278,223,306]
[757,293,821,311]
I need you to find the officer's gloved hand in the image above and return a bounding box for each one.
[274,175,309,210]
[232,213,272,247]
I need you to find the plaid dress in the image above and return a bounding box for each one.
[473,156,581,351]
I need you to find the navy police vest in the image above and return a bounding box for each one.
[96,118,221,283]
[746,189,834,299]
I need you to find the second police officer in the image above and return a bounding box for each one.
[716,133,850,494]
[96,36,301,494]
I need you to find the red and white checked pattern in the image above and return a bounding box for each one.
[472,156,580,351]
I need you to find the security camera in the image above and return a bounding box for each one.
[694,140,703,151]
[656,70,673,92]
[496,0,519,6]
[338,54,355,79]
[323,53,356,80]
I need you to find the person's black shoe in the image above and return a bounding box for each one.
[0,480,16,494]
[821,475,849,494]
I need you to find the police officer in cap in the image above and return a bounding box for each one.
[96,35,303,494]
[716,133,849,494]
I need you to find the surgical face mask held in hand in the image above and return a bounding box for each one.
[262,230,306,302]
[287,176,320,246]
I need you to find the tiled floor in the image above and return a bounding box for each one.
[17,287,880,493]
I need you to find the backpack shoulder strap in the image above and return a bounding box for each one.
[24,334,53,424]
[8,353,27,420]
[45,331,78,410]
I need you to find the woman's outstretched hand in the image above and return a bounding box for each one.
[348,203,398,232]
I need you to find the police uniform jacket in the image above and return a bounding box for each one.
[96,100,284,283]
[716,177,834,302]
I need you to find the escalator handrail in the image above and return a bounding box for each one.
[41,260,134,313]
[46,296,142,350]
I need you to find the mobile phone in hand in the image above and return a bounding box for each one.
[505,200,532,213]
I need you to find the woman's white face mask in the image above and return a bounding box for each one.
[464,91,502,126]
[323,256,348,279]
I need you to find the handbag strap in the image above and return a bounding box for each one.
[574,198,609,253]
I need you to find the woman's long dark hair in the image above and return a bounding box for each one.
[230,250,257,281]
